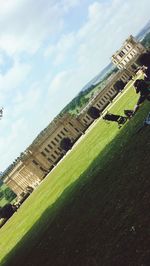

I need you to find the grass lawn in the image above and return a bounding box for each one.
[0,83,150,266]
[0,184,9,207]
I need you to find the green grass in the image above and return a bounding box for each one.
[0,83,149,266]
[0,197,9,207]
[0,184,9,207]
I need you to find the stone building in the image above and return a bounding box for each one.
[2,68,132,196]
[3,161,41,196]
[78,68,131,126]
[2,36,146,197]
[2,113,85,196]
[111,35,146,73]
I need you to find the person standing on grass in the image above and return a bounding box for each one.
[133,79,150,113]
[137,51,150,81]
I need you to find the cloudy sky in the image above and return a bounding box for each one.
[0,0,150,172]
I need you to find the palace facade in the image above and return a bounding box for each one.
[2,36,146,196]
[111,35,146,73]
[2,114,85,195]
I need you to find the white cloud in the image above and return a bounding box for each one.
[0,53,4,66]
[60,0,80,12]
[46,0,150,115]
[0,60,31,93]
[0,117,29,168]
[0,0,81,55]
[44,33,75,65]
[1,0,150,171]
[50,0,150,67]
[12,83,42,117]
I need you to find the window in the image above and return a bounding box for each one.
[45,148,50,153]
[75,128,80,132]
[32,160,38,166]
[48,158,52,162]
[48,144,52,149]
[86,115,90,120]
[124,47,128,52]
[111,87,115,92]
[54,137,59,143]
[54,150,59,155]
[52,154,56,159]
[107,90,112,96]
[101,98,105,102]
[122,75,126,79]
[128,53,133,59]
[132,49,137,55]
[123,48,127,54]
[83,118,87,123]
[69,121,73,127]
[57,134,62,139]
[51,140,56,146]
[40,167,46,172]
[60,130,65,136]
[126,44,131,50]
[125,57,129,62]
[64,127,68,132]
[121,77,125,82]
[113,59,117,64]
[41,151,46,157]
[123,74,127,78]
[119,51,125,57]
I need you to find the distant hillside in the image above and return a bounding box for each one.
[141,32,150,49]
[0,173,3,185]
[136,20,150,41]
[61,65,117,115]
[81,63,114,92]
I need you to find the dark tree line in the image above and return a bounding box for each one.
[141,32,150,49]
[0,187,16,202]
[0,204,16,219]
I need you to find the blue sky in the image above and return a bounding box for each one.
[0,0,150,172]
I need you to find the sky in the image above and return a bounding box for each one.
[0,0,150,172]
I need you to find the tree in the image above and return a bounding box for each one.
[0,204,15,219]
[0,190,4,200]
[136,51,150,68]
[4,188,16,202]
[60,138,72,152]
[87,106,100,119]
[114,80,125,92]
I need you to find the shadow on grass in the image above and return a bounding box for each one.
[1,103,150,266]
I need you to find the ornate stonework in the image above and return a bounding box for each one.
[2,36,145,196]
[3,114,85,195]
[111,35,146,72]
